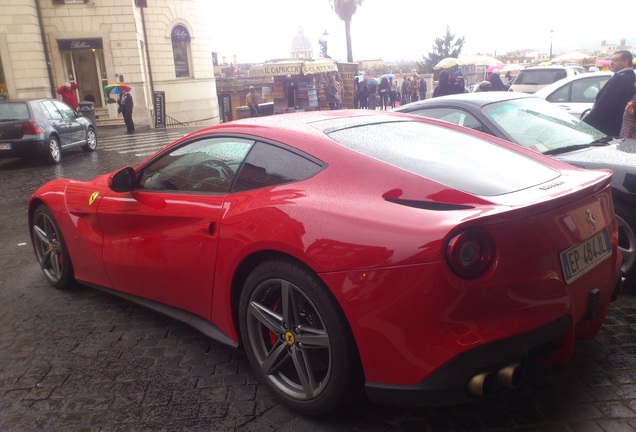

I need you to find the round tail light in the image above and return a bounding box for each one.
[446,228,496,279]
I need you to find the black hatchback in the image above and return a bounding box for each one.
[0,99,97,163]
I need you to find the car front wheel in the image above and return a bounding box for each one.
[239,259,362,416]
[46,136,61,164]
[82,129,97,152]
[31,204,75,289]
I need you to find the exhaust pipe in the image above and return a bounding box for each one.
[467,371,494,397]
[497,363,522,389]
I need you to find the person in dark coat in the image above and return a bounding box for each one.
[488,69,507,91]
[119,90,135,134]
[450,70,466,94]
[433,70,454,97]
[584,50,636,136]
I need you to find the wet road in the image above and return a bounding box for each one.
[0,126,635,431]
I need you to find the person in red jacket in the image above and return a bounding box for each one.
[56,82,80,110]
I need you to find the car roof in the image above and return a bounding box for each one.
[520,65,583,71]
[395,92,537,111]
[534,71,613,97]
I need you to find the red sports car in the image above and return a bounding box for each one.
[29,110,622,415]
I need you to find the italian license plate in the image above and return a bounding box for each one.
[0,143,11,150]
[560,228,611,284]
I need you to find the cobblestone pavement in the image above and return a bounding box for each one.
[0,126,635,431]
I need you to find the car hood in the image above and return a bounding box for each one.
[554,138,636,194]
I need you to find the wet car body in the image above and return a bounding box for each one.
[28,110,622,414]
[0,98,96,163]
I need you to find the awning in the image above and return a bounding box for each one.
[250,59,338,77]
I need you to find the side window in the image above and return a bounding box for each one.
[409,108,487,133]
[41,101,63,120]
[138,137,254,193]
[571,79,600,103]
[546,83,571,103]
[52,100,76,119]
[233,142,324,192]
[171,25,192,78]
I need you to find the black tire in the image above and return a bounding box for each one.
[31,204,75,289]
[615,202,636,294]
[82,128,97,152]
[46,136,61,164]
[239,259,362,416]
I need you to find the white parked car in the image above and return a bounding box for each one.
[509,65,587,94]
[534,71,612,119]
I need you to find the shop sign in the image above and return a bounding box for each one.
[302,61,338,75]
[250,62,303,77]
[57,38,103,51]
[171,25,191,42]
[154,91,166,128]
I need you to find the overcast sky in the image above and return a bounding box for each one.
[206,0,634,64]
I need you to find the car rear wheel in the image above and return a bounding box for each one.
[31,204,75,289]
[239,259,362,416]
[82,129,97,152]
[615,203,636,294]
[46,136,61,164]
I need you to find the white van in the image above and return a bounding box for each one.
[509,66,587,93]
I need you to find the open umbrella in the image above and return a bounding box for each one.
[459,55,503,66]
[434,57,463,70]
[104,84,132,95]
[380,73,396,80]
[486,64,504,73]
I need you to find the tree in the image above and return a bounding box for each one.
[417,26,465,74]
[331,0,363,63]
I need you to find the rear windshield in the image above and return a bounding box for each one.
[514,69,567,85]
[0,102,29,121]
[326,121,559,196]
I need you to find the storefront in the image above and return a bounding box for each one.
[57,38,108,107]
[249,59,357,113]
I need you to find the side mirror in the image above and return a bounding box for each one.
[108,167,136,192]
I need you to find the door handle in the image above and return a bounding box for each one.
[201,222,216,235]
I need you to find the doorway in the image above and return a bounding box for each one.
[62,48,107,107]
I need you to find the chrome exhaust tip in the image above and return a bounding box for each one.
[496,363,522,389]
[467,371,494,397]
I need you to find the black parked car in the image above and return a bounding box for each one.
[396,92,636,292]
[0,99,96,163]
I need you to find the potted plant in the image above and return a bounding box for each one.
[105,97,119,119]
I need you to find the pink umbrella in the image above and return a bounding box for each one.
[486,65,504,73]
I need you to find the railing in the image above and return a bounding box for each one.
[162,114,218,128]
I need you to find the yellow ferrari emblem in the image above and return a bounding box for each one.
[89,191,99,206]
[285,331,295,345]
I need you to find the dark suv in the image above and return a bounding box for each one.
[0,99,97,163]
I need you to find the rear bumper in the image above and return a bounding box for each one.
[365,270,622,407]
[0,139,46,158]
[365,315,571,407]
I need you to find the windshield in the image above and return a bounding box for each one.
[481,98,607,153]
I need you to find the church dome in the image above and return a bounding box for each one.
[291,27,312,51]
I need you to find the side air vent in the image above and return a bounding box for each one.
[385,198,474,211]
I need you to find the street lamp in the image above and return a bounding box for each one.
[549,29,554,60]
[319,29,330,58]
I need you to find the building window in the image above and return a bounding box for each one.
[0,53,7,100]
[171,25,192,78]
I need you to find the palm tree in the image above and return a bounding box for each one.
[331,0,363,63]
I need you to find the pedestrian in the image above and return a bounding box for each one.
[620,90,636,138]
[367,78,378,110]
[401,76,410,105]
[488,69,506,91]
[389,77,398,109]
[56,81,80,110]
[325,75,342,110]
[118,89,135,134]
[409,74,420,102]
[358,80,368,109]
[584,50,636,136]
[433,70,454,97]
[450,70,466,94]
[419,76,427,100]
[378,77,390,110]
[246,86,260,117]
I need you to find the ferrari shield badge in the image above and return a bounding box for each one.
[89,191,99,206]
